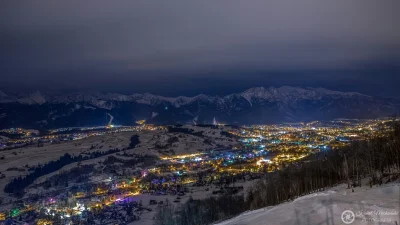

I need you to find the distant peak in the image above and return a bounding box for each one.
[277,86,306,92]
[243,87,266,92]
[30,91,46,104]
[0,90,7,97]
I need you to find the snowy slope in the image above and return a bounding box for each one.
[215,184,399,225]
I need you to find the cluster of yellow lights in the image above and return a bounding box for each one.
[256,159,271,166]
[74,192,85,199]
[182,179,196,184]
[0,212,5,221]
[37,219,54,225]
[160,152,204,160]
[136,120,146,125]
[93,188,107,195]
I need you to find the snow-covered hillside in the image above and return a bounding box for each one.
[215,184,399,225]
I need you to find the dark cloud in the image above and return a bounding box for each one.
[1,0,399,97]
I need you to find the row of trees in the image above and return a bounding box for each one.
[103,154,158,167]
[168,127,205,138]
[129,134,140,148]
[39,164,94,189]
[155,123,400,225]
[156,195,245,225]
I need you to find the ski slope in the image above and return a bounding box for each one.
[215,183,399,225]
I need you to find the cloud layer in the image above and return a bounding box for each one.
[1,0,399,97]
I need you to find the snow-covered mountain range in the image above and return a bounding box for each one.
[0,87,399,129]
[0,86,374,106]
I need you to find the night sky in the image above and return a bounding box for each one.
[1,0,399,97]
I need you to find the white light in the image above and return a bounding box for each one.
[194,157,202,161]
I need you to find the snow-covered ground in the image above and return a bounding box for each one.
[215,183,400,225]
[144,126,236,156]
[0,126,236,201]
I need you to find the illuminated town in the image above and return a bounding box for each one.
[2,1,400,224]
[0,118,396,224]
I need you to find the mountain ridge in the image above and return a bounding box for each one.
[0,86,380,106]
[0,86,398,129]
